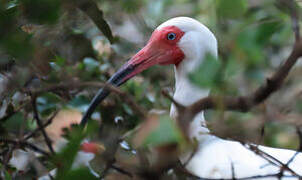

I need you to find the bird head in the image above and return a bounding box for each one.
[81,17,217,125]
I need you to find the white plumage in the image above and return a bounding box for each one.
[157,17,302,179]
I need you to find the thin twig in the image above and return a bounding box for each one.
[30,94,55,154]
[183,141,198,167]
[0,145,14,176]
[231,161,236,180]
[245,144,300,177]
[0,100,30,122]
[296,126,302,151]
[0,138,50,156]
[23,81,147,119]
[111,164,133,178]
[161,89,185,110]
[286,151,300,167]
[196,173,299,180]
[24,111,58,140]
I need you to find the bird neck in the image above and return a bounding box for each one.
[171,56,211,139]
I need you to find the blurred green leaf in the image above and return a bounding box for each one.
[0,2,33,61]
[3,112,25,132]
[54,56,66,67]
[264,122,298,149]
[21,0,61,24]
[57,123,98,179]
[224,57,242,78]
[68,95,90,112]
[245,68,264,83]
[120,0,143,13]
[6,0,19,10]
[83,58,100,72]
[77,1,115,44]
[122,103,133,115]
[216,0,247,18]
[295,100,302,113]
[143,115,183,147]
[188,54,222,88]
[53,122,98,178]
[53,127,85,179]
[1,32,33,61]
[37,93,61,116]
[255,19,283,45]
[0,164,12,180]
[236,30,264,66]
[61,168,98,180]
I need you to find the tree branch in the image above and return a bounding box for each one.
[245,143,300,177]
[185,38,302,123]
[24,111,58,140]
[23,81,147,119]
[289,0,300,41]
[0,138,50,157]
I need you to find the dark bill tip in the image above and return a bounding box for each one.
[80,63,135,126]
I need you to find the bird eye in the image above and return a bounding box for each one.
[167,32,176,40]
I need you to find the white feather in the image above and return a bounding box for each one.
[158,17,302,179]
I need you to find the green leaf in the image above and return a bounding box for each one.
[216,0,247,19]
[236,31,264,66]
[67,95,90,112]
[0,164,12,180]
[53,127,85,180]
[1,32,34,61]
[255,20,283,45]
[224,56,241,78]
[61,168,99,180]
[120,0,143,13]
[21,0,61,24]
[83,58,100,72]
[3,112,24,132]
[4,170,11,180]
[53,122,98,179]
[295,100,302,113]
[54,56,66,67]
[37,93,61,116]
[143,115,182,147]
[188,53,222,88]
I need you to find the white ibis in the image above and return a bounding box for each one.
[81,17,302,178]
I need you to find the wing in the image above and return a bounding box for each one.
[182,135,302,179]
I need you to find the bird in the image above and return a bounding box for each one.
[80,17,302,179]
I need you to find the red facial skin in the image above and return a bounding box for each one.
[124,26,185,81]
[81,142,100,154]
[79,26,185,127]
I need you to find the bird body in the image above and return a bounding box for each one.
[160,17,302,179]
[180,134,302,179]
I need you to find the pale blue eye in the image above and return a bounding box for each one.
[167,33,176,40]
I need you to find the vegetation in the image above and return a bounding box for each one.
[0,0,301,179]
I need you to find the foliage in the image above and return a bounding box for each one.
[0,0,301,179]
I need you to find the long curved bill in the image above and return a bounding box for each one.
[80,63,134,126]
[80,44,160,126]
